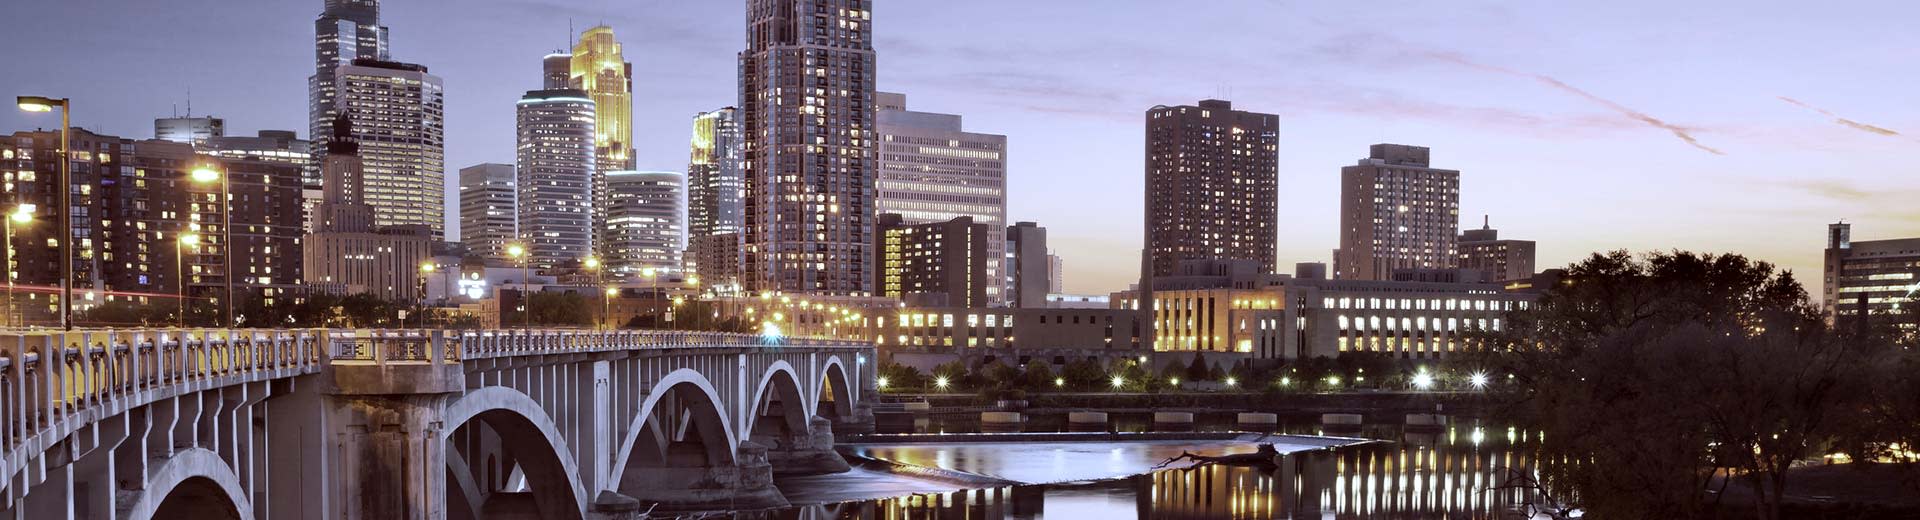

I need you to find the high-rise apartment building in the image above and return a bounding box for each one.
[305,114,433,302]
[1048,254,1064,294]
[515,89,597,274]
[604,171,686,276]
[740,0,877,295]
[1143,99,1280,278]
[688,108,745,238]
[309,0,389,165]
[1336,144,1461,281]
[877,91,1010,304]
[203,130,317,233]
[1007,221,1050,308]
[335,59,446,239]
[1824,222,1920,327]
[154,116,224,144]
[459,164,517,264]
[1457,217,1536,284]
[877,214,990,308]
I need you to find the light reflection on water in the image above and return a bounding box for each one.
[742,416,1547,519]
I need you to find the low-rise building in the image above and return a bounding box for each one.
[871,307,1148,371]
[1823,222,1920,327]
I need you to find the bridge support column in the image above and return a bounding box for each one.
[618,440,786,512]
[319,333,464,520]
[762,417,850,476]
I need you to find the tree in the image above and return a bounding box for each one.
[1186,352,1211,382]
[1061,358,1107,390]
[1019,360,1056,390]
[525,292,592,327]
[930,360,970,390]
[1474,250,1866,519]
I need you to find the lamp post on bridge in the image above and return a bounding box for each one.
[176,233,200,327]
[189,165,234,327]
[16,96,73,330]
[3,204,33,328]
[506,243,527,328]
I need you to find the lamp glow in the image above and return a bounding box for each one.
[876,376,890,389]
[1110,376,1125,389]
[190,167,220,184]
[1411,372,1434,390]
[1054,377,1065,388]
[1469,372,1490,389]
[8,204,33,224]
[179,233,201,246]
[934,376,950,390]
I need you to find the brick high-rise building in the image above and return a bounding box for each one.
[1457,217,1536,284]
[739,0,877,295]
[877,214,989,308]
[1143,100,1279,279]
[1336,144,1460,280]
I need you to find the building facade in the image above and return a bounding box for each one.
[1457,218,1536,284]
[571,26,635,257]
[877,92,1010,304]
[334,59,446,239]
[877,214,990,308]
[740,0,877,295]
[1007,221,1050,308]
[515,89,597,273]
[1143,100,1280,279]
[1824,222,1920,327]
[458,163,516,264]
[1337,144,1460,280]
[870,307,1149,371]
[154,116,224,144]
[604,171,686,276]
[203,130,317,232]
[688,108,745,238]
[304,114,433,302]
[309,0,389,167]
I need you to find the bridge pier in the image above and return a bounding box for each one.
[761,417,850,476]
[615,439,786,512]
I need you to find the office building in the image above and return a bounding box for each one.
[1049,254,1064,293]
[1143,100,1280,279]
[335,58,446,239]
[1824,222,1920,326]
[1336,144,1460,280]
[571,26,634,257]
[1007,221,1050,308]
[1457,217,1536,284]
[458,164,517,264]
[304,114,433,302]
[154,116,224,144]
[309,0,390,165]
[542,53,571,90]
[878,92,1010,304]
[869,308,1149,371]
[688,108,745,238]
[877,214,990,308]
[740,0,877,295]
[515,88,597,273]
[604,171,685,276]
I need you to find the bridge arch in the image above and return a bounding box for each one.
[816,355,856,420]
[443,386,588,520]
[124,448,252,520]
[606,368,741,501]
[746,360,812,441]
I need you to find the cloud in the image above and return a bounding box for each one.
[1425,51,1725,155]
[1777,97,1903,137]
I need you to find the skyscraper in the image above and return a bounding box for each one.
[542,53,572,90]
[688,108,745,238]
[605,171,686,276]
[305,114,433,302]
[459,164,517,264]
[516,89,597,274]
[740,0,877,295]
[1007,221,1051,308]
[877,91,1010,304]
[1336,144,1460,280]
[571,26,634,259]
[1143,99,1280,278]
[309,0,389,166]
[335,59,446,239]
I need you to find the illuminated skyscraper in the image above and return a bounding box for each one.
[877,91,1008,304]
[459,164,517,264]
[1335,144,1461,280]
[688,108,744,238]
[570,26,634,257]
[516,89,597,274]
[740,0,877,295]
[334,59,446,239]
[605,171,686,276]
[309,0,389,170]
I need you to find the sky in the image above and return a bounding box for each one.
[3,0,1917,298]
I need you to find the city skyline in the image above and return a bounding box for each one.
[4,1,1916,297]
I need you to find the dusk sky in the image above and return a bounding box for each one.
[3,0,1915,297]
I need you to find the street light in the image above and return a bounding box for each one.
[177,233,201,327]
[506,244,527,328]
[584,256,604,328]
[416,262,435,329]
[17,96,72,329]
[603,286,617,330]
[3,204,33,327]
[189,165,233,327]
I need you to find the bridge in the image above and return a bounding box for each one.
[0,329,876,519]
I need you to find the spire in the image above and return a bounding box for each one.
[1483,215,1490,230]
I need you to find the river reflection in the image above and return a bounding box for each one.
[744,418,1547,519]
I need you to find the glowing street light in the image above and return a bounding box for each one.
[1411,372,1435,391]
[1169,377,1180,387]
[1225,376,1238,387]
[1110,376,1126,389]
[176,233,202,327]
[187,166,236,327]
[934,375,951,390]
[1279,376,1292,387]
[19,95,73,329]
[1469,372,1490,390]
[877,376,890,390]
[1054,377,1065,388]
[1,204,30,327]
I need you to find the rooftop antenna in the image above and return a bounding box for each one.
[1483,215,1490,229]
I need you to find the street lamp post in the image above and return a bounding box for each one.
[584,256,603,329]
[3,205,33,328]
[17,96,72,330]
[177,233,200,327]
[506,244,527,328]
[190,166,233,327]
[417,261,436,329]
